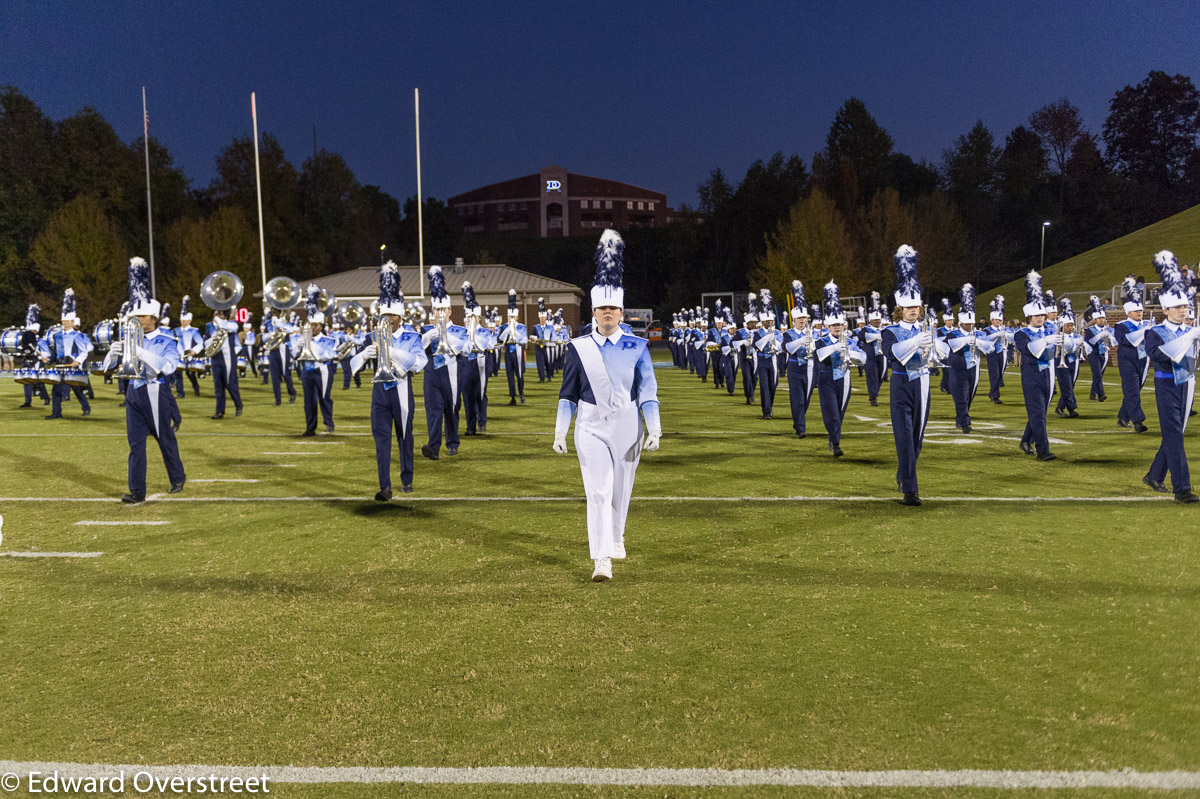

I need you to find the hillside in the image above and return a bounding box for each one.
[977,203,1200,315]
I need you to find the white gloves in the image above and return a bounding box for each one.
[965,334,977,346]
[552,436,568,455]
[916,331,934,348]
[360,344,377,360]
[644,433,661,452]
[1054,332,1065,346]
[109,341,123,355]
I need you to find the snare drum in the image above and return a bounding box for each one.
[1,327,24,355]
[186,357,210,374]
[61,367,90,387]
[39,367,62,385]
[13,367,40,385]
[93,319,120,351]
[237,355,247,371]
[88,359,110,377]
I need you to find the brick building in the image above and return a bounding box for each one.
[449,165,668,237]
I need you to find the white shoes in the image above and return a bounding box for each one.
[613,540,626,559]
[591,557,612,582]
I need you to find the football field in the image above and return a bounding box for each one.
[1,355,1198,798]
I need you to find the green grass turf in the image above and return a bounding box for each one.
[1,354,1198,798]
[978,202,1200,313]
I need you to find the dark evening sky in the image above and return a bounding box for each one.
[3,1,1198,208]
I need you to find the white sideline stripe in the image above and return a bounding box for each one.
[232,464,296,467]
[288,441,345,445]
[188,479,260,483]
[0,762,1195,789]
[0,551,103,558]
[74,520,171,526]
[260,452,324,455]
[0,495,1175,503]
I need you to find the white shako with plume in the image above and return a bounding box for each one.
[304,283,323,324]
[990,295,1005,321]
[428,265,450,310]
[60,287,77,322]
[893,245,922,307]
[822,281,845,326]
[462,281,480,316]
[714,298,724,323]
[759,288,775,322]
[1022,270,1048,317]
[744,293,758,323]
[128,257,160,317]
[958,283,976,325]
[180,294,192,322]
[941,297,953,322]
[1155,250,1190,308]
[1122,274,1144,313]
[1059,296,1075,324]
[867,290,882,321]
[591,229,625,308]
[25,303,41,333]
[791,280,809,318]
[160,303,172,327]
[1086,294,1105,323]
[538,297,547,317]
[378,261,404,316]
[506,288,518,318]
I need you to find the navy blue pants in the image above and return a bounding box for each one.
[372,381,415,490]
[300,366,333,432]
[986,352,1004,401]
[695,347,709,381]
[211,355,242,415]
[721,354,736,395]
[890,371,929,494]
[175,368,200,397]
[1087,351,1107,400]
[948,364,977,428]
[125,382,185,497]
[268,350,296,403]
[817,372,849,447]
[741,356,756,402]
[1020,366,1052,456]
[1055,362,1079,412]
[1147,376,1193,493]
[1117,355,1148,425]
[535,346,549,381]
[342,356,360,389]
[462,355,488,432]
[504,347,525,398]
[51,381,89,416]
[710,352,723,387]
[864,352,883,401]
[24,382,49,404]
[786,360,813,435]
[757,357,777,416]
[424,363,461,453]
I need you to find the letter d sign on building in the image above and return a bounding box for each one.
[546,180,561,192]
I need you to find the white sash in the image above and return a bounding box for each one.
[147,382,161,437]
[574,338,634,419]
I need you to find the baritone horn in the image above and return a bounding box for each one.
[200,270,244,357]
[265,276,301,311]
[337,301,365,328]
[372,315,399,384]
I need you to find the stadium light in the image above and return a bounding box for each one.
[1040,222,1051,272]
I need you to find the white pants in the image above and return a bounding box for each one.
[575,402,642,559]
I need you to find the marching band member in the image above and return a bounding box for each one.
[1043,290,1058,333]
[17,304,50,408]
[553,230,660,582]
[103,258,186,504]
[860,292,885,406]
[293,284,338,436]
[499,289,527,405]
[1054,298,1083,418]
[461,281,489,436]
[242,320,257,377]
[753,289,781,419]
[486,308,502,379]
[1016,271,1058,461]
[718,307,737,396]
[814,281,866,456]
[39,288,92,419]
[353,263,428,498]
[421,265,469,459]
[204,305,243,419]
[736,297,758,404]
[1143,251,1198,503]
[708,301,727,389]
[175,296,204,398]
[982,297,1008,404]
[264,310,298,404]
[340,322,364,390]
[783,281,815,438]
[532,298,551,382]
[1084,299,1115,402]
[937,298,954,394]
[1115,275,1151,433]
[692,308,710,383]
[944,283,995,434]
[882,245,946,506]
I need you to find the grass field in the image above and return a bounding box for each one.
[1,352,1198,798]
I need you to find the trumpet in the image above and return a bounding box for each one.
[200,270,244,357]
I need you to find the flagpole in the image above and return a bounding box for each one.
[142,87,156,297]
[251,92,268,310]
[415,87,425,300]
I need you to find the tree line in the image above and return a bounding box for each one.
[2,69,1198,326]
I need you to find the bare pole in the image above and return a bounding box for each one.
[415,88,425,299]
[251,93,268,309]
[142,87,156,297]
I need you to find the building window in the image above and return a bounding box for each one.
[637,201,645,210]
[581,200,589,209]
[648,202,655,210]
[520,201,528,211]
[605,200,612,209]
[626,200,633,209]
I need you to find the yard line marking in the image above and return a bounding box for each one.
[0,551,103,558]
[0,495,1176,503]
[232,464,296,467]
[0,762,1195,789]
[74,520,171,526]
[260,452,325,455]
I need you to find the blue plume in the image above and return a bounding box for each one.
[746,292,758,319]
[959,283,975,315]
[810,302,823,323]
[128,257,151,305]
[715,298,723,317]
[428,265,447,301]
[160,302,171,321]
[1155,250,1187,297]
[379,261,401,304]
[507,288,517,312]
[593,229,624,290]
[1044,288,1055,308]
[1088,294,1104,318]
[462,281,478,310]
[305,283,320,317]
[893,245,922,299]
[1024,271,1044,308]
[1122,274,1141,306]
[725,308,735,326]
[760,288,773,313]
[25,304,39,327]
[62,288,75,316]
[822,281,843,320]
[538,296,546,314]
[995,294,1005,316]
[869,290,881,314]
[181,294,191,315]
[940,297,952,316]
[792,280,806,310]
[1060,297,1074,318]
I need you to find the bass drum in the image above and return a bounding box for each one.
[1,327,24,355]
[61,367,90,388]
[93,319,120,351]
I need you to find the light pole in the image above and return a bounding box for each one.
[1040,221,1051,271]
[379,244,387,265]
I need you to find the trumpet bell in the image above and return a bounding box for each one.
[265,276,301,310]
[201,271,245,311]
